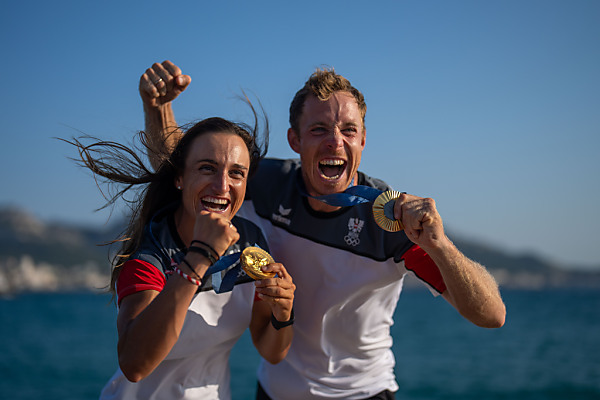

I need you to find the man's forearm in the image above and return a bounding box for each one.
[429,241,506,328]
[144,102,182,170]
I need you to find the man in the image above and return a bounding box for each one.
[140,60,506,400]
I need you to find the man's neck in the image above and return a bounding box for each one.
[304,172,359,213]
[306,196,342,213]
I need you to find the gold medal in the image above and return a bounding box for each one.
[372,190,405,232]
[240,247,276,280]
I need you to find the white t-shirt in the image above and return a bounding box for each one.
[238,158,445,399]
[99,206,268,400]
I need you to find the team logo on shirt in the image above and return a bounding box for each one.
[169,258,178,272]
[272,204,292,226]
[344,218,364,247]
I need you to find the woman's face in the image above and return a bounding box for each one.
[176,131,250,221]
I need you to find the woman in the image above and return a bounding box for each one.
[70,112,295,399]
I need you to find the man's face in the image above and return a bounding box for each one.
[288,91,366,198]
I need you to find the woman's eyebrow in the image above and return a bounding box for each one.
[193,158,216,165]
[194,159,248,171]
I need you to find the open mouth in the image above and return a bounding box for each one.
[319,159,346,180]
[200,196,230,213]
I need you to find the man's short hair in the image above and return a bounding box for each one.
[289,67,366,133]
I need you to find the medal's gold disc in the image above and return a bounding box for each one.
[240,247,276,280]
[372,190,405,232]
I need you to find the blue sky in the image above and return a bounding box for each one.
[1,1,598,268]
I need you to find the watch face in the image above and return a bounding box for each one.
[372,190,404,232]
[240,246,276,280]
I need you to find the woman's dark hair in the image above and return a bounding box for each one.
[66,99,268,299]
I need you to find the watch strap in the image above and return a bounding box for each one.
[271,308,295,330]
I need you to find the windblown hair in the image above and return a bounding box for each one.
[288,67,366,133]
[66,102,268,300]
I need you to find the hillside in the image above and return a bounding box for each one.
[450,237,600,289]
[0,207,122,294]
[0,206,598,294]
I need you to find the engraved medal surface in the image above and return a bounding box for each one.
[372,190,405,232]
[241,247,276,280]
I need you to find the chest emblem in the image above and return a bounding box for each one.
[344,217,364,247]
[272,204,292,226]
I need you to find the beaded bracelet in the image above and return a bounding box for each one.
[190,240,220,262]
[173,265,201,286]
[188,245,218,265]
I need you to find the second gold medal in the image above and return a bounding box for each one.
[240,246,276,280]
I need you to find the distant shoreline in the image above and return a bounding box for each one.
[2,256,599,296]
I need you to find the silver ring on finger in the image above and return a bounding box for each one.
[154,78,163,85]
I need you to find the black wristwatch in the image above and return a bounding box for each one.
[271,308,295,330]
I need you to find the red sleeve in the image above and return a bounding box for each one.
[402,245,447,294]
[116,259,166,305]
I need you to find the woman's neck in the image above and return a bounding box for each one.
[174,206,194,247]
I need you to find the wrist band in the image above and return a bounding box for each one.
[173,265,201,286]
[271,308,295,330]
[190,240,220,261]
[188,245,217,265]
[180,258,201,280]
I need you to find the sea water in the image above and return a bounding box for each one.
[1,288,598,399]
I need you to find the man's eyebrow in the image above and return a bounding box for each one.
[309,120,359,127]
[232,163,249,171]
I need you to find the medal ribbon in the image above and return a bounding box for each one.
[203,251,243,294]
[203,242,271,294]
[146,203,258,294]
[295,173,383,206]
[295,173,407,230]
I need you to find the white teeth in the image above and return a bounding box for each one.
[202,196,228,204]
[205,205,226,212]
[201,196,230,212]
[320,159,345,166]
[319,159,345,180]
